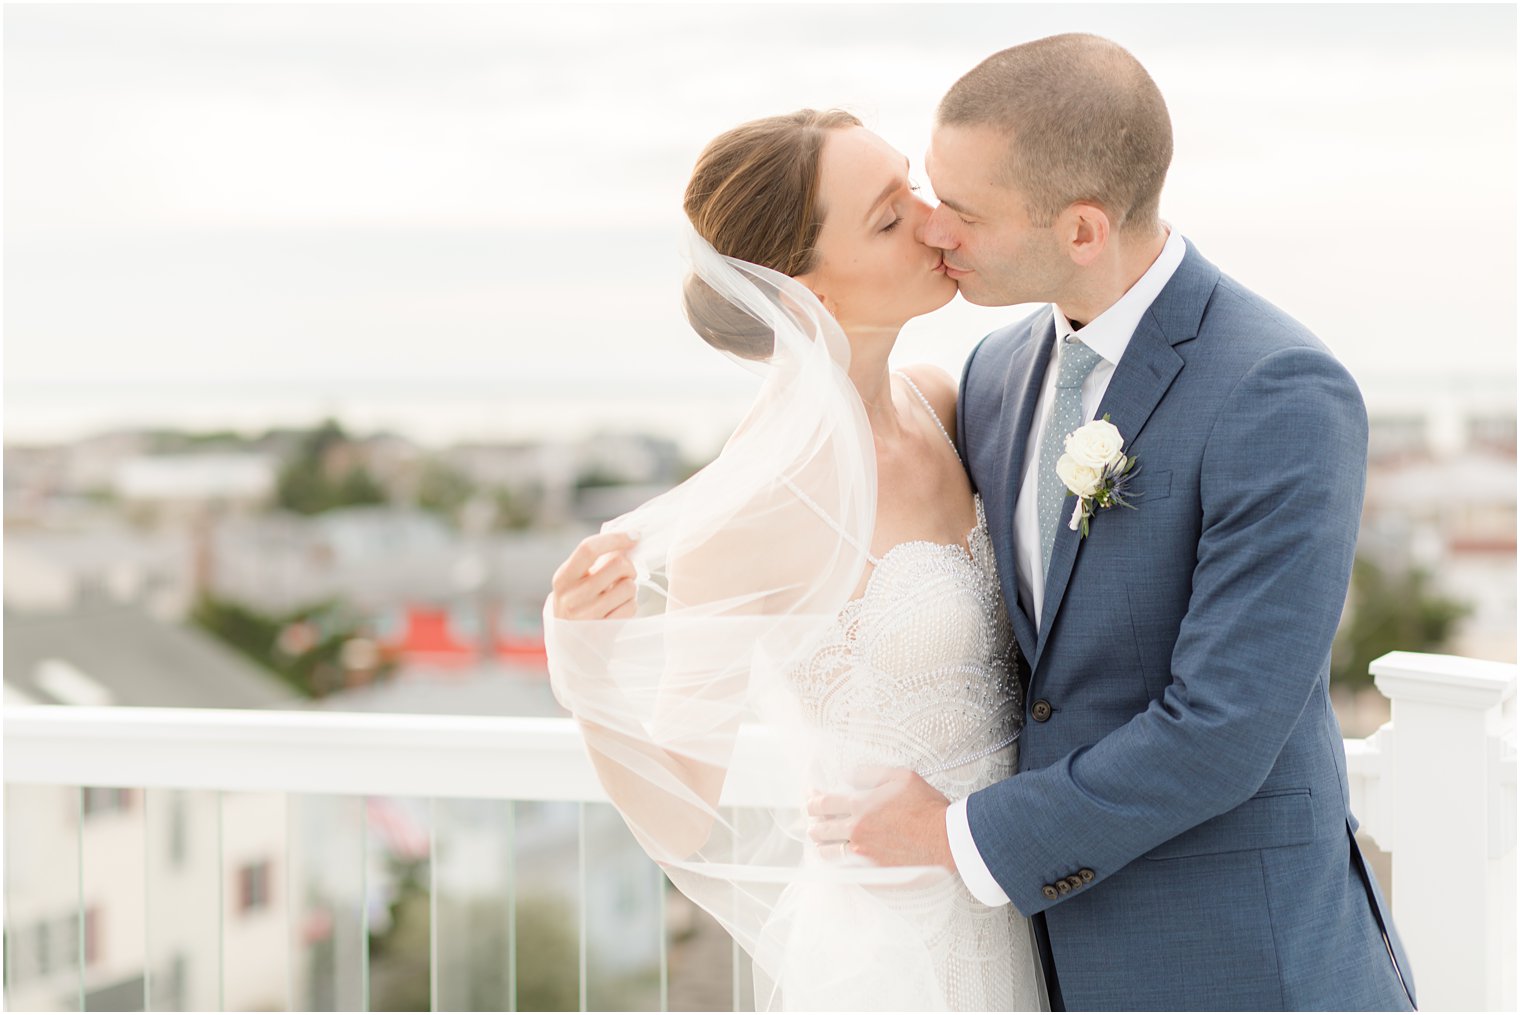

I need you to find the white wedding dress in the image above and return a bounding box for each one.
[773,374,1044,1012]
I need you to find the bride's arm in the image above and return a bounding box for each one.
[574,716,730,860]
[550,509,811,861]
[548,531,734,860]
[548,435,866,860]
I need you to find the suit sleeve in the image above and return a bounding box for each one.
[965,344,1369,916]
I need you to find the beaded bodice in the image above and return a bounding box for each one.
[791,494,1023,799]
[788,375,1023,801]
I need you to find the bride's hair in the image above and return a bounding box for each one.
[682,108,861,360]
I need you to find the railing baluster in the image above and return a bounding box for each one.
[657,868,668,1013]
[360,795,370,1014]
[3,795,10,1013]
[217,788,225,1013]
[77,786,84,1014]
[144,789,151,1013]
[507,800,517,1013]
[3,794,10,1013]
[577,801,588,1012]
[729,807,740,1013]
[731,933,740,1011]
[429,797,438,1014]
[285,793,294,1014]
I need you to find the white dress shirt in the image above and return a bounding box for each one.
[945,225,1187,908]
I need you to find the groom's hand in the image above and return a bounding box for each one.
[806,768,955,870]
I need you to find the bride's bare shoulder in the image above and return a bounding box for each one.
[898,364,959,442]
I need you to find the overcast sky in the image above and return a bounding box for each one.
[4,3,1515,447]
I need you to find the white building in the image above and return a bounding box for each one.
[4,584,299,1011]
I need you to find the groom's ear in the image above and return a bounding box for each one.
[1063,202,1111,267]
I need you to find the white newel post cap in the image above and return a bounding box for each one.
[1371,651,1517,711]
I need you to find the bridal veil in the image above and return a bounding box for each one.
[543,228,952,1009]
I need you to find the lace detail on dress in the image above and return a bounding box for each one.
[776,373,1039,1011]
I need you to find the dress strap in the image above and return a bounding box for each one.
[781,477,883,566]
[895,371,962,463]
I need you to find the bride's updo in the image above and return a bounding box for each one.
[683,109,862,360]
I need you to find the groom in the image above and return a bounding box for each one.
[826,34,1418,1011]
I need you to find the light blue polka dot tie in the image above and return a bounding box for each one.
[1038,337,1105,582]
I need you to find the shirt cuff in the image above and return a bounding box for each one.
[945,795,1011,907]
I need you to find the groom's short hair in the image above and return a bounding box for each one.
[938,34,1172,233]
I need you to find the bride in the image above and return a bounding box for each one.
[545,109,1043,1011]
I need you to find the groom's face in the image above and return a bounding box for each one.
[921,123,1072,307]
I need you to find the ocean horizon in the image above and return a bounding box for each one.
[4,369,1512,458]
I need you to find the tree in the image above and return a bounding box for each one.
[275,418,389,515]
[492,483,543,531]
[1331,555,1471,689]
[189,594,394,697]
[368,878,581,1012]
[415,459,476,520]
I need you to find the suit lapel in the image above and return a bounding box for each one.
[992,318,1056,663]
[1030,240,1219,670]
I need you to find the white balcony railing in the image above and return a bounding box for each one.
[5,651,1516,1012]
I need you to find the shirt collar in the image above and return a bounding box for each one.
[1051,224,1186,365]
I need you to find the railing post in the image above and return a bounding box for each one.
[1371,651,1517,1012]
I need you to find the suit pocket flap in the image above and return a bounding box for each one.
[1144,788,1314,860]
[1134,468,1171,502]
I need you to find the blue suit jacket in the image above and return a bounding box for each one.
[955,240,1417,1011]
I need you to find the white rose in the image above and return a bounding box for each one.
[1055,454,1102,498]
[1064,419,1125,470]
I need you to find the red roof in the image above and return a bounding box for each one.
[380,606,478,666]
[380,605,546,667]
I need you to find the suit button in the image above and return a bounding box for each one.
[1042,884,1059,900]
[1056,879,1072,894]
[1079,868,1095,883]
[1031,699,1053,722]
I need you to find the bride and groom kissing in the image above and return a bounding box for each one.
[547,33,1418,1012]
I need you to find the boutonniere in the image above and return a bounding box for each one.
[1056,415,1140,538]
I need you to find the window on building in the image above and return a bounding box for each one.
[82,787,133,818]
[83,907,100,966]
[30,913,81,978]
[236,860,272,915]
[34,920,50,979]
[168,794,188,868]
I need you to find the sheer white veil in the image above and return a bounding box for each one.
[543,226,951,1009]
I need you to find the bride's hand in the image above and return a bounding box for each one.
[551,531,640,620]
